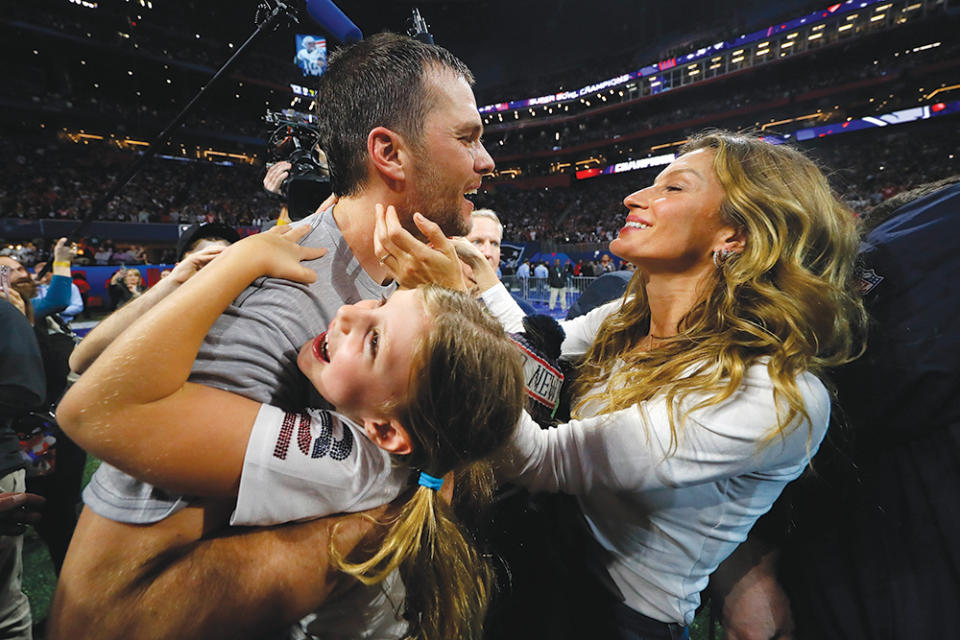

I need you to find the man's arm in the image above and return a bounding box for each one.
[48,502,388,640]
[69,245,224,374]
[33,274,72,319]
[50,238,76,278]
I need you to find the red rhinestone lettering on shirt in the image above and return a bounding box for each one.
[296,413,313,456]
[273,412,299,460]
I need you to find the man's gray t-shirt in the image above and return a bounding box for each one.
[83,207,396,523]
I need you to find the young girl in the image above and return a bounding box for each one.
[57,225,525,640]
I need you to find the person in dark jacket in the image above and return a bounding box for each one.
[712,176,960,640]
[547,258,567,311]
[0,295,48,638]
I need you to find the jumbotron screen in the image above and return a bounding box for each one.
[294,34,327,77]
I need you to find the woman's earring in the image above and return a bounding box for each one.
[713,247,736,269]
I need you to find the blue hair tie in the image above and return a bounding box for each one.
[417,472,444,491]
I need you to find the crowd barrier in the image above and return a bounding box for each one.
[69,270,600,313]
[501,275,596,310]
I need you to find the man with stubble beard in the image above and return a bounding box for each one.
[51,33,494,640]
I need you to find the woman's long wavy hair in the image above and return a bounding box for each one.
[332,285,525,640]
[574,130,868,450]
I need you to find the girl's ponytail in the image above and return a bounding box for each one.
[335,286,525,640]
[334,482,493,640]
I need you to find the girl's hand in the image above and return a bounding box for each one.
[314,192,339,217]
[373,204,467,291]
[237,224,327,283]
[169,244,226,285]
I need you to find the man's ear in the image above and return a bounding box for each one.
[367,126,407,188]
[362,417,413,456]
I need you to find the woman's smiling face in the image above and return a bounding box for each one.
[610,148,735,276]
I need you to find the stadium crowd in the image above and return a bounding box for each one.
[482,123,959,244]
[0,137,280,228]
[2,121,956,254]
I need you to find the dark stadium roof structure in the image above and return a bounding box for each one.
[326,0,821,91]
[115,0,825,95]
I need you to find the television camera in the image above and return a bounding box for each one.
[263,108,331,220]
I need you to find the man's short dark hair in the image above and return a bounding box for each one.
[176,223,240,261]
[316,32,474,197]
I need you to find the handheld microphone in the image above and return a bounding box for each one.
[305,0,362,43]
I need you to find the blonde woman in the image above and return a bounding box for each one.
[376,130,867,638]
[107,268,144,308]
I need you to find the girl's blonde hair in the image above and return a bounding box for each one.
[333,285,525,640]
[574,130,868,449]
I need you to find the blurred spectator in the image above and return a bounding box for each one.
[71,273,91,320]
[93,244,113,266]
[0,238,75,324]
[466,209,504,278]
[516,259,531,279]
[34,262,83,326]
[548,258,567,311]
[107,269,145,310]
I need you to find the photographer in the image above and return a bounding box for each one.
[0,238,75,324]
[261,111,331,221]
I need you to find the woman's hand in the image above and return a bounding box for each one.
[452,238,501,294]
[373,204,467,291]
[234,224,327,284]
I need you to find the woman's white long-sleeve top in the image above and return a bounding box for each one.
[482,283,830,626]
